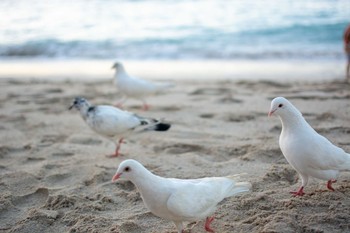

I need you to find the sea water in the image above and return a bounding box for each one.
[0,0,349,61]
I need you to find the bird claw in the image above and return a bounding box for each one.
[327,180,337,191]
[106,153,120,158]
[142,104,150,111]
[290,187,305,196]
[114,103,124,109]
[204,216,215,233]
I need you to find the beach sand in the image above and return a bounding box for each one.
[0,61,350,233]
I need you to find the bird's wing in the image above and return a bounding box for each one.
[166,178,229,219]
[301,133,349,170]
[90,106,141,137]
[119,74,159,94]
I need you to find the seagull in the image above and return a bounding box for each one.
[69,97,171,157]
[112,62,174,110]
[268,97,350,196]
[112,159,251,233]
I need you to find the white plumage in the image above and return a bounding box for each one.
[112,159,251,233]
[69,97,171,157]
[112,62,174,110]
[269,96,350,196]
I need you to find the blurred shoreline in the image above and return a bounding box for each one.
[0,59,345,83]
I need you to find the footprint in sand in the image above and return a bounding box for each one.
[0,145,31,157]
[263,165,298,185]
[118,221,144,233]
[199,113,215,119]
[44,173,76,188]
[45,194,76,210]
[38,134,67,147]
[215,94,243,104]
[52,152,75,157]
[83,170,110,186]
[153,143,204,154]
[189,87,232,96]
[68,136,103,145]
[221,113,255,122]
[12,188,49,208]
[44,88,63,94]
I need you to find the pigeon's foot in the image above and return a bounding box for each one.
[142,103,150,111]
[327,179,337,191]
[114,102,124,109]
[106,140,124,158]
[106,152,121,158]
[204,216,215,233]
[290,186,305,196]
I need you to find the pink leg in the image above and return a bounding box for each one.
[106,138,124,158]
[290,186,305,196]
[327,179,337,191]
[114,102,124,109]
[204,216,215,233]
[142,103,149,111]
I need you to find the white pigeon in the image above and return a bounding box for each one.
[112,62,174,110]
[69,97,171,157]
[112,159,251,233]
[268,97,350,196]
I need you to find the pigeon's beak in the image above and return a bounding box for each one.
[68,104,74,110]
[111,173,122,182]
[268,109,276,117]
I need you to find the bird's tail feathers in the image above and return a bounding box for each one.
[137,117,171,133]
[340,153,350,171]
[227,181,252,197]
[225,174,251,197]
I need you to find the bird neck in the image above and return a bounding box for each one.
[116,66,128,77]
[131,168,165,196]
[279,110,311,134]
[79,103,93,120]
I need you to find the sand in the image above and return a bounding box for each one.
[0,65,350,233]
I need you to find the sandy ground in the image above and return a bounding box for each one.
[0,72,350,233]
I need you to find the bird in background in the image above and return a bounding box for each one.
[268,96,350,196]
[69,97,171,157]
[112,62,174,111]
[112,159,251,233]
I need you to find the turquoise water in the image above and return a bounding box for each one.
[0,0,349,60]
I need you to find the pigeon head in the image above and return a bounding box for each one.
[112,159,146,182]
[268,97,301,118]
[69,97,90,111]
[111,62,122,69]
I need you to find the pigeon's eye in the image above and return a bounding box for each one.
[74,101,78,104]
[124,166,131,172]
[278,104,283,108]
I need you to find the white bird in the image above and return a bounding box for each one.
[112,159,251,233]
[69,97,171,157]
[268,97,350,196]
[112,62,174,110]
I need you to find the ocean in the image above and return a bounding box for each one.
[0,0,349,61]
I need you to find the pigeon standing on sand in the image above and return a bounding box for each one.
[268,97,350,196]
[112,62,174,110]
[112,159,251,233]
[69,97,171,157]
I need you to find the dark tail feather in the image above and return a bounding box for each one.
[154,122,171,131]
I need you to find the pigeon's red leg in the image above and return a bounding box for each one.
[115,102,124,109]
[290,186,305,196]
[327,179,337,191]
[204,216,215,233]
[142,102,149,111]
[106,138,124,158]
[115,97,127,109]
